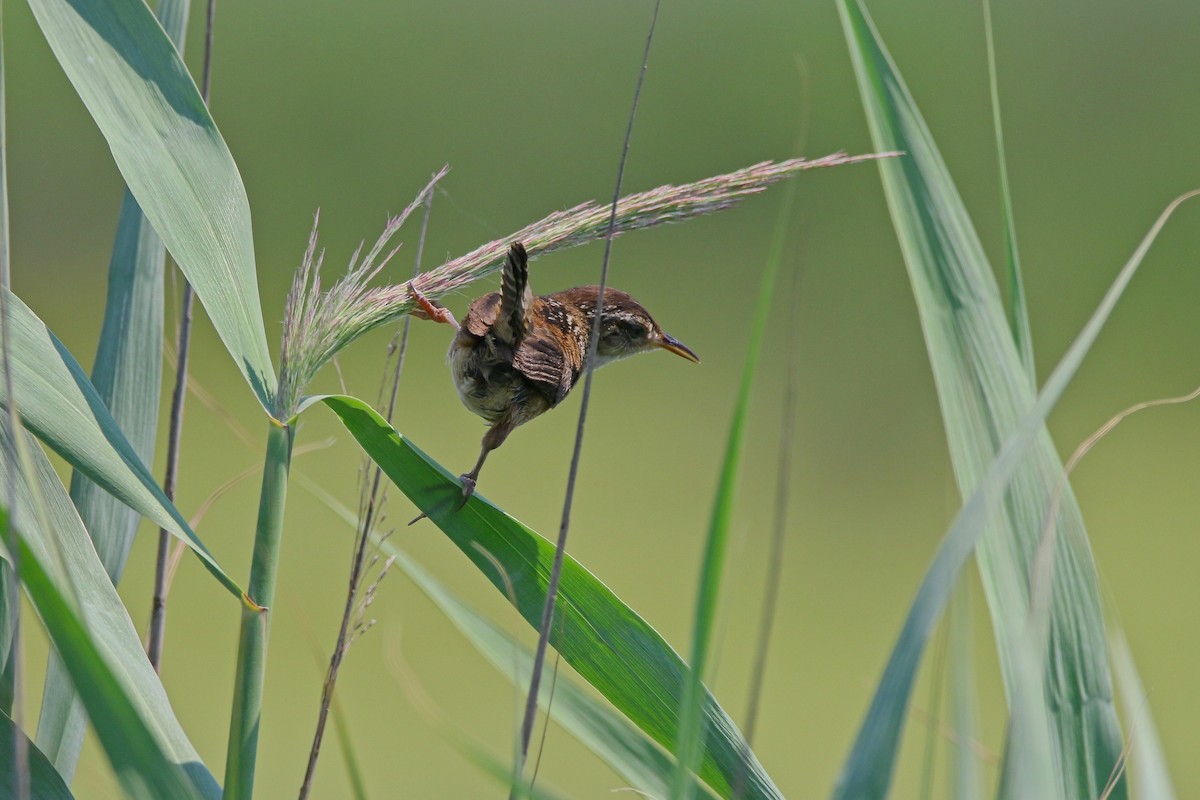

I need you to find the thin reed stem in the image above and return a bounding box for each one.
[515,0,661,791]
[148,0,218,672]
[298,184,435,799]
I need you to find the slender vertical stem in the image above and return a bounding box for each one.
[148,0,218,671]
[224,421,293,800]
[297,186,434,800]
[513,0,660,789]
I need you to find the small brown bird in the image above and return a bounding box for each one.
[411,241,699,505]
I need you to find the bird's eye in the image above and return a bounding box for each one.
[624,322,647,339]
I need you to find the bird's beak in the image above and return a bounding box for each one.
[657,332,700,363]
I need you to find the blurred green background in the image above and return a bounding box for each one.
[8,0,1200,796]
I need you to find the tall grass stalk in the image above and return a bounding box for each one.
[516,0,660,786]
[223,421,293,799]
[298,180,436,799]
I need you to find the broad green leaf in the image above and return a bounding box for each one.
[0,709,73,799]
[313,394,781,800]
[41,0,189,770]
[837,1,1129,797]
[0,423,218,798]
[1111,633,1175,800]
[26,0,276,411]
[0,291,243,598]
[41,192,167,784]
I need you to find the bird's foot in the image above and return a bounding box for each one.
[410,285,458,328]
[408,473,477,525]
[457,474,477,509]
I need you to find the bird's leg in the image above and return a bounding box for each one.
[409,417,517,524]
[410,285,458,329]
[457,417,516,507]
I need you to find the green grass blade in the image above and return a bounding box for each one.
[827,176,1196,800]
[0,425,218,797]
[8,535,204,800]
[1111,632,1176,800]
[26,0,276,412]
[0,290,244,599]
[312,394,781,800]
[674,172,796,800]
[41,0,189,768]
[839,2,1134,796]
[982,0,1034,382]
[40,193,166,785]
[0,709,73,799]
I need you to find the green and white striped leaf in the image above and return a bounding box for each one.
[0,291,242,598]
[26,0,276,412]
[312,394,781,800]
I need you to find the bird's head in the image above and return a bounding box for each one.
[590,291,700,367]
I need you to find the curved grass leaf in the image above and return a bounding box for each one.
[837,1,1140,796]
[0,423,219,798]
[0,709,73,799]
[0,291,243,598]
[26,0,276,411]
[41,0,188,768]
[312,394,781,800]
[826,149,1197,800]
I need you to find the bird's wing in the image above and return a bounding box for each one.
[513,332,581,406]
[494,242,534,348]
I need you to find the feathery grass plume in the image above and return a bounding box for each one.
[277,151,893,417]
[277,167,449,417]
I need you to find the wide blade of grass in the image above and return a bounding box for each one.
[26,0,276,412]
[0,709,72,799]
[40,0,190,773]
[312,394,781,800]
[839,1,1129,796]
[0,291,243,599]
[0,424,219,797]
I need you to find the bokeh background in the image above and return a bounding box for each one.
[8,0,1200,796]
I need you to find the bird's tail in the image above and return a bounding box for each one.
[497,241,534,346]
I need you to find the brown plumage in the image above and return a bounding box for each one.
[411,241,699,505]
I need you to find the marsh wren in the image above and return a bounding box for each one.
[411,241,699,506]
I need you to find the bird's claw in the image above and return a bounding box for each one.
[410,285,458,328]
[408,475,477,525]
[457,474,477,510]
